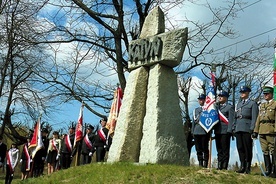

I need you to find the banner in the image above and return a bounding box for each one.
[106,87,123,138]
[73,103,84,148]
[199,73,219,133]
[28,116,44,158]
[273,43,276,100]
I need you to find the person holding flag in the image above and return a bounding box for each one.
[28,117,44,177]
[192,72,219,168]
[60,125,75,169]
[5,143,19,184]
[71,103,84,166]
[214,90,234,170]
[80,124,96,165]
[192,93,210,168]
[94,117,111,162]
[234,86,258,174]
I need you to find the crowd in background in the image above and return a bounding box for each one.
[0,116,111,183]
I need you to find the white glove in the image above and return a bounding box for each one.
[20,159,22,163]
[56,154,60,160]
[30,159,33,162]
[89,152,92,156]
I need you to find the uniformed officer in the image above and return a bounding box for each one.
[234,86,258,174]
[252,86,276,176]
[192,94,210,168]
[214,90,234,170]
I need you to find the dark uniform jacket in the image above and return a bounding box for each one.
[42,136,49,158]
[234,99,258,133]
[192,106,208,135]
[254,100,276,134]
[214,103,234,134]
[81,132,95,154]
[61,133,75,154]
[94,128,108,147]
[0,142,7,163]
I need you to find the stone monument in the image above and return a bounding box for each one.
[107,6,189,165]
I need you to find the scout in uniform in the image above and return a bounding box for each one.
[252,86,276,176]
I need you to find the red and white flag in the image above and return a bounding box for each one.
[28,116,44,158]
[73,103,84,148]
[106,87,123,137]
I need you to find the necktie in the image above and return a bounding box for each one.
[242,100,245,104]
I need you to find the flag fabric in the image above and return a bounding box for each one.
[73,103,84,148]
[199,73,219,133]
[28,116,44,158]
[106,87,123,138]
[273,42,276,100]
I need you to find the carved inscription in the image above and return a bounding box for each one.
[129,37,162,66]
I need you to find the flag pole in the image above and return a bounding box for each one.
[74,102,84,166]
[208,64,216,169]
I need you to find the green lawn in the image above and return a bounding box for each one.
[2,162,275,184]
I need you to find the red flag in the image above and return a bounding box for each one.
[74,103,84,147]
[106,87,123,138]
[28,116,44,158]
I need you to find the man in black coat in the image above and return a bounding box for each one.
[0,135,7,168]
[32,128,49,177]
[60,126,75,169]
[94,117,111,162]
[81,124,95,165]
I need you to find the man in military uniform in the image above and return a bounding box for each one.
[192,94,210,168]
[234,86,259,174]
[252,86,276,176]
[214,90,234,170]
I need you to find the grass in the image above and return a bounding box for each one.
[1,162,275,184]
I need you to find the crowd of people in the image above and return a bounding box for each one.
[191,85,276,178]
[0,116,111,183]
[1,85,276,183]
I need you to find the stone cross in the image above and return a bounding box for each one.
[107,6,189,165]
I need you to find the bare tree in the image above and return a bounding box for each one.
[0,0,51,143]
